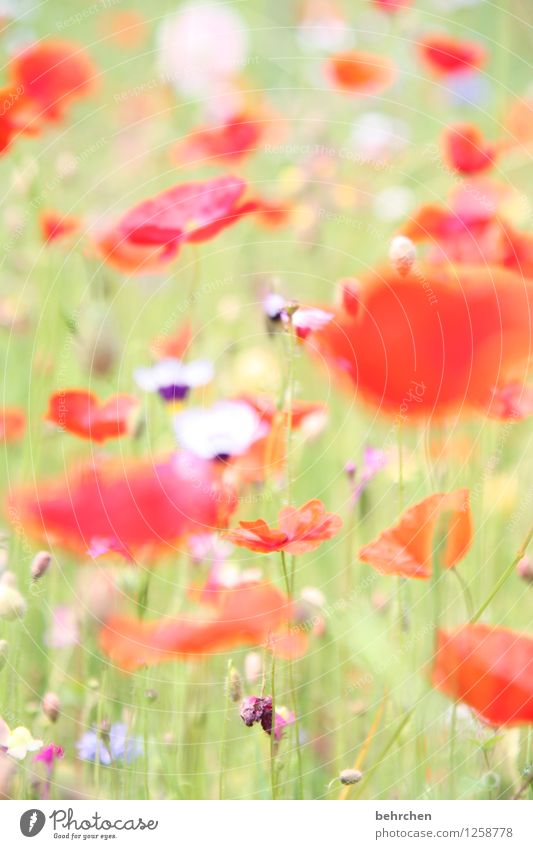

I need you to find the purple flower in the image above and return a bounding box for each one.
[239,696,295,741]
[33,744,63,770]
[134,358,213,402]
[348,445,388,504]
[76,724,142,765]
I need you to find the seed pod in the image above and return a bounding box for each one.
[31,551,51,581]
[389,235,416,276]
[42,691,60,723]
[339,768,363,785]
[227,666,242,703]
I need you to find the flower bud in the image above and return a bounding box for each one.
[517,555,533,582]
[339,768,363,785]
[389,235,416,276]
[227,666,242,703]
[31,551,51,581]
[42,691,60,723]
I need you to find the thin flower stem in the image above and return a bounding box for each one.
[352,709,414,799]
[339,690,388,799]
[270,649,277,800]
[470,522,533,624]
[218,659,233,800]
[280,550,304,799]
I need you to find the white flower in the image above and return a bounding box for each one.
[292,308,334,334]
[173,400,265,459]
[263,293,285,320]
[5,726,43,760]
[134,359,213,402]
[157,2,248,98]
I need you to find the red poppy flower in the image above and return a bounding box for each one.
[418,34,487,77]
[432,624,533,726]
[0,407,26,442]
[442,123,497,175]
[94,176,281,274]
[311,262,533,419]
[40,209,81,243]
[358,490,472,579]
[10,453,237,560]
[171,111,270,166]
[9,39,98,121]
[325,50,396,94]
[224,499,342,555]
[9,40,99,123]
[99,581,305,670]
[45,390,139,442]
[0,84,42,154]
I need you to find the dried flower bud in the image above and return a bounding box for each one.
[339,768,363,785]
[42,691,60,723]
[517,556,533,582]
[283,300,300,319]
[344,460,357,480]
[227,666,242,703]
[145,688,158,702]
[31,551,51,581]
[389,235,416,276]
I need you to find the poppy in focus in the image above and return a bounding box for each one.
[224,499,342,555]
[45,390,139,442]
[358,490,473,579]
[432,624,533,726]
[325,50,396,95]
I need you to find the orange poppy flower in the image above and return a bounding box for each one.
[358,490,473,579]
[311,262,533,419]
[150,322,192,360]
[442,123,497,176]
[0,407,26,442]
[9,40,99,123]
[99,581,306,670]
[432,624,533,726]
[418,34,487,77]
[224,499,342,555]
[10,453,237,560]
[39,209,81,243]
[325,50,396,95]
[45,390,139,442]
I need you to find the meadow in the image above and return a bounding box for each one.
[0,0,532,802]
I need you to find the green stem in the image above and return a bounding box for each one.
[470,522,533,623]
[353,709,414,799]
[218,659,232,800]
[270,650,277,800]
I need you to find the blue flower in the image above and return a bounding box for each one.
[76,723,142,765]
